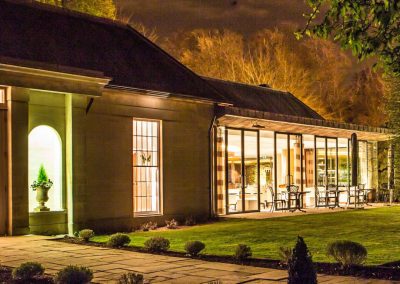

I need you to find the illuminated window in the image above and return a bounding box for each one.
[133,119,161,215]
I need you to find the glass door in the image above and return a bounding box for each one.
[358,141,368,186]
[260,131,274,211]
[276,133,289,201]
[275,133,303,210]
[327,138,338,187]
[226,129,260,214]
[226,129,243,213]
[338,138,350,187]
[289,134,302,189]
[244,130,259,211]
[316,137,327,188]
[315,136,338,206]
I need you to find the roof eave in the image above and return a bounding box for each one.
[217,105,392,141]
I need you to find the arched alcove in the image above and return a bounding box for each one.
[29,125,62,212]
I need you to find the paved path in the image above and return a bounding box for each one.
[225,204,392,220]
[0,236,396,283]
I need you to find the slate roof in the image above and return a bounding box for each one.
[205,77,323,119]
[0,0,225,101]
[0,0,323,120]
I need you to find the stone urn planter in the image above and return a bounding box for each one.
[34,185,52,212]
[31,164,53,212]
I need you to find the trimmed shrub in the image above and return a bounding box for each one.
[327,240,367,267]
[12,262,44,280]
[78,229,95,242]
[144,237,170,252]
[288,236,317,284]
[184,216,197,226]
[184,241,205,256]
[117,272,144,284]
[234,244,252,261]
[140,221,157,232]
[107,233,131,247]
[278,246,293,265]
[165,219,178,229]
[55,265,93,284]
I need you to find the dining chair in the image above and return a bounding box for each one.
[228,194,239,211]
[276,189,288,210]
[316,187,327,207]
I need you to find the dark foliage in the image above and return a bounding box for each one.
[12,262,45,280]
[55,265,93,284]
[234,244,252,261]
[144,237,170,252]
[287,236,317,284]
[327,240,367,268]
[107,233,131,247]
[184,241,205,256]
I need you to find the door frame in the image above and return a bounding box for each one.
[0,87,8,235]
[274,132,304,211]
[225,127,260,214]
[314,136,339,207]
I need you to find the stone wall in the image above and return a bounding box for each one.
[71,89,214,232]
[7,85,214,235]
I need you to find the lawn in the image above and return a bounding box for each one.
[92,206,400,265]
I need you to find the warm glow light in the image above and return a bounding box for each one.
[227,145,240,155]
[29,125,62,212]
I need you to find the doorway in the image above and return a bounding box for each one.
[275,133,303,209]
[226,128,259,214]
[315,136,338,206]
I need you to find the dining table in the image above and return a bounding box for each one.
[327,187,347,208]
[288,191,310,212]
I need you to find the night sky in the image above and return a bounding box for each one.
[116,0,310,37]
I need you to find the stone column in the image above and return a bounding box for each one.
[8,87,30,235]
[66,94,87,234]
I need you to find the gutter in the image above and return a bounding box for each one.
[105,84,234,106]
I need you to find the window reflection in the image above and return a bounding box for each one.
[327,138,337,186]
[244,131,258,211]
[338,138,349,186]
[216,126,375,215]
[227,129,242,213]
[276,134,289,188]
[316,137,326,188]
[303,135,315,206]
[260,131,274,211]
[358,141,368,186]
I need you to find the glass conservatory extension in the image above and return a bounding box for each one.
[214,126,381,215]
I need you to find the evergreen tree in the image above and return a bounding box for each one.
[37,164,48,184]
[287,236,317,284]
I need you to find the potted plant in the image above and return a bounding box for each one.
[31,164,53,212]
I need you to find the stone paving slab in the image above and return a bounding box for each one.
[0,236,398,284]
[249,270,288,281]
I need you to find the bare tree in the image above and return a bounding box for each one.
[117,8,158,43]
[164,28,386,126]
